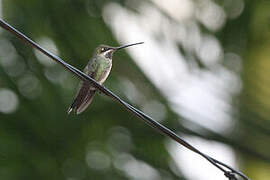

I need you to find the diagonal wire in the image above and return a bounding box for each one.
[0,19,250,180]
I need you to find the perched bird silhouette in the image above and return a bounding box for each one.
[67,42,144,114]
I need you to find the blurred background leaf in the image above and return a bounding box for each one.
[0,0,269,179]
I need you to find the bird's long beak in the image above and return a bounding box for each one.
[114,42,144,51]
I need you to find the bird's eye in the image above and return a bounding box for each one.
[101,48,105,52]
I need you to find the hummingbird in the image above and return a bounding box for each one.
[67,42,144,114]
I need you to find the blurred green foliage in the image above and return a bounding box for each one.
[0,0,269,180]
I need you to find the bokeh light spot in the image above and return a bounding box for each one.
[113,153,161,180]
[0,88,19,114]
[17,73,42,99]
[0,39,17,67]
[152,0,194,22]
[44,67,68,84]
[142,100,167,122]
[225,0,245,19]
[34,37,58,67]
[196,0,226,31]
[86,151,111,170]
[107,126,133,153]
[197,35,223,65]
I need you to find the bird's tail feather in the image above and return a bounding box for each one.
[76,90,96,114]
[67,82,96,114]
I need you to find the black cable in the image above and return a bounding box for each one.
[0,19,250,180]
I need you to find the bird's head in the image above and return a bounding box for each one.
[95,42,144,59]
